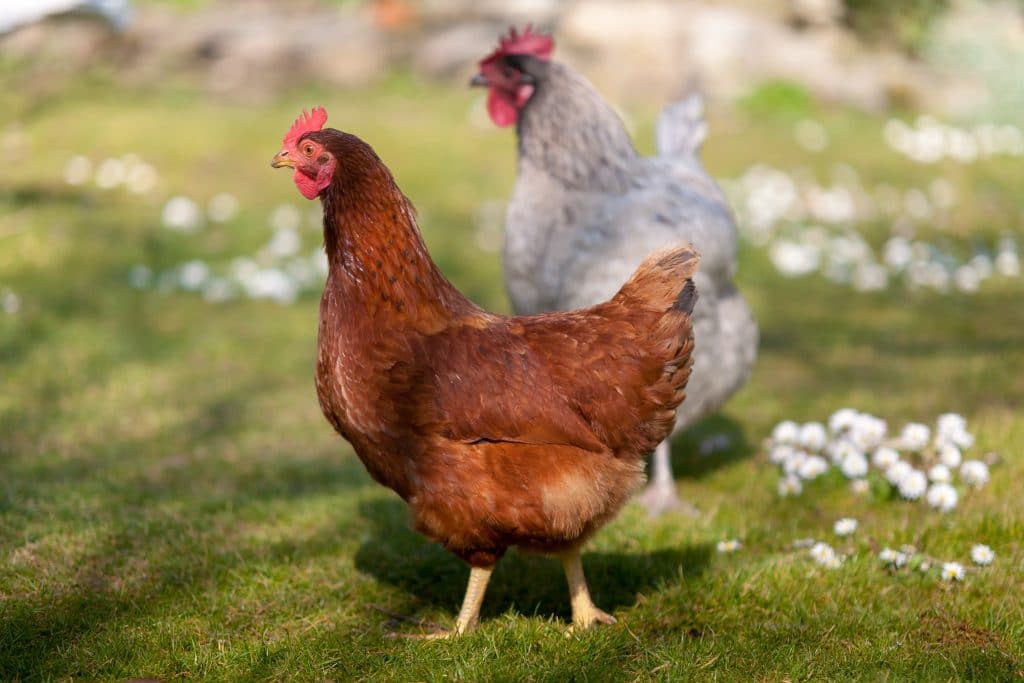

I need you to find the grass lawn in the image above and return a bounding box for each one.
[1,72,1022,681]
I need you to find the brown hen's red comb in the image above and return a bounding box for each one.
[486,24,554,62]
[283,106,328,147]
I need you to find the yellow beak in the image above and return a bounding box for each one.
[271,151,294,169]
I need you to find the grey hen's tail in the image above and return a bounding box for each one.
[656,92,709,159]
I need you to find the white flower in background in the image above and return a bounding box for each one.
[208,192,240,223]
[772,420,801,445]
[880,548,909,568]
[162,196,203,232]
[996,250,1020,277]
[900,422,931,451]
[872,446,900,470]
[840,451,869,479]
[940,562,965,582]
[265,227,302,258]
[781,450,807,475]
[269,204,302,232]
[95,157,126,189]
[960,460,989,488]
[230,256,258,281]
[716,539,742,553]
[128,264,152,289]
[126,163,158,194]
[883,236,913,271]
[938,444,962,468]
[828,408,859,434]
[770,240,820,277]
[826,438,858,464]
[1,289,20,315]
[850,414,887,450]
[778,474,803,497]
[850,479,870,495]
[853,262,888,292]
[927,464,952,483]
[63,155,93,185]
[954,265,981,292]
[925,483,958,512]
[799,422,828,451]
[240,267,298,305]
[797,455,829,481]
[769,444,795,464]
[178,260,210,291]
[897,469,928,500]
[833,518,858,536]
[885,461,913,486]
[970,544,994,566]
[810,542,841,568]
[935,413,973,449]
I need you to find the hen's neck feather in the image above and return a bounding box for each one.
[317,131,476,326]
[516,62,639,192]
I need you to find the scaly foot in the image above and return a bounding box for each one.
[569,605,617,633]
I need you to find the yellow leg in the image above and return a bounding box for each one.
[453,565,493,635]
[561,548,616,630]
[388,565,493,640]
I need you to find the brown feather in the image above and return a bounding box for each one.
[305,129,698,566]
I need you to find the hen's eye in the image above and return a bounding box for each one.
[303,144,315,156]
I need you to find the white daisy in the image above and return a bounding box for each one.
[927,464,952,483]
[828,408,859,434]
[885,461,913,486]
[769,444,796,465]
[940,562,965,581]
[850,414,887,450]
[797,455,829,480]
[772,420,801,445]
[828,438,862,465]
[897,469,928,500]
[900,422,931,451]
[938,444,962,469]
[799,422,828,451]
[810,542,841,568]
[840,452,869,479]
[970,544,994,566]
[879,547,897,563]
[778,474,803,497]
[833,518,858,536]
[925,482,958,512]
[960,460,990,488]
[716,539,742,553]
[872,446,900,470]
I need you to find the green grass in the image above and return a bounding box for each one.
[1,73,1023,681]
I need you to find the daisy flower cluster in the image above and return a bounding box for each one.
[768,409,991,511]
[64,153,160,195]
[879,543,995,582]
[725,162,1021,293]
[128,198,328,305]
[883,116,1024,164]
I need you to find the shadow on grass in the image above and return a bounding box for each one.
[352,498,712,628]
[670,413,755,481]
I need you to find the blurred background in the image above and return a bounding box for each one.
[1,1,1023,679]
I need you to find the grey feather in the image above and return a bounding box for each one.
[504,61,758,449]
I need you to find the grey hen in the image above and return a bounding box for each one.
[473,26,758,515]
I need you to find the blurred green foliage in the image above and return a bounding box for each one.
[842,0,951,52]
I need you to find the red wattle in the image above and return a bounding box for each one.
[487,89,518,127]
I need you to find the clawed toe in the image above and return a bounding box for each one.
[637,483,699,517]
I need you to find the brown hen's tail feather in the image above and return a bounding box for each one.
[614,244,700,313]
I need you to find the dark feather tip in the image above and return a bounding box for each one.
[674,279,698,314]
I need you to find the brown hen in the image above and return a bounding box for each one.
[271,107,699,636]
